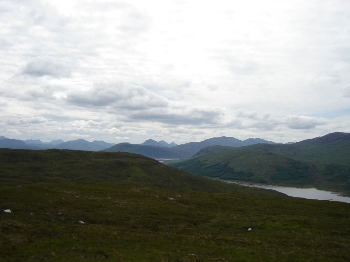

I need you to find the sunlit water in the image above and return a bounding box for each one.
[224,181,350,204]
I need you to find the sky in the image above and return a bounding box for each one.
[1,0,350,144]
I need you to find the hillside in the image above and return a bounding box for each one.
[169,132,350,195]
[0,148,281,195]
[1,148,350,261]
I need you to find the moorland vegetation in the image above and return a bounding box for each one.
[1,148,350,261]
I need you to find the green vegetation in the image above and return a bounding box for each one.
[1,148,350,261]
[170,132,350,195]
[0,148,280,195]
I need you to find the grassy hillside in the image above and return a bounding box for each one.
[1,148,350,261]
[0,148,284,196]
[169,132,350,195]
[170,148,317,185]
[1,182,350,261]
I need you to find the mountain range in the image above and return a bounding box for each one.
[0,137,115,151]
[0,135,275,158]
[104,136,275,158]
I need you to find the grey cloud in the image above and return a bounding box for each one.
[130,107,224,125]
[66,84,169,110]
[21,57,71,78]
[283,115,326,130]
[228,112,325,131]
[5,117,48,126]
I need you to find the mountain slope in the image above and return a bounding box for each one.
[245,132,350,165]
[171,147,316,185]
[169,132,350,195]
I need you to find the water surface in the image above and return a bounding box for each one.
[225,181,350,204]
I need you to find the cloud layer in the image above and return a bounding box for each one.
[0,0,350,144]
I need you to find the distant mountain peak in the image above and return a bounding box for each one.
[142,139,177,148]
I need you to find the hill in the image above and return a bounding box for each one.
[1,148,350,261]
[169,132,350,195]
[0,148,278,195]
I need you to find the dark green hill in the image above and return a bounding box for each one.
[0,148,282,195]
[246,132,350,165]
[171,148,316,185]
[169,132,350,195]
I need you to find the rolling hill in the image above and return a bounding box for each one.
[0,148,280,195]
[169,132,350,195]
[1,148,350,261]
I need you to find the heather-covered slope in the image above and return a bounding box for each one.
[169,132,350,195]
[0,148,280,195]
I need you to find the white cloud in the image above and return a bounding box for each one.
[343,84,350,98]
[0,0,350,144]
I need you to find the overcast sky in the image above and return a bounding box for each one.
[1,0,350,144]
